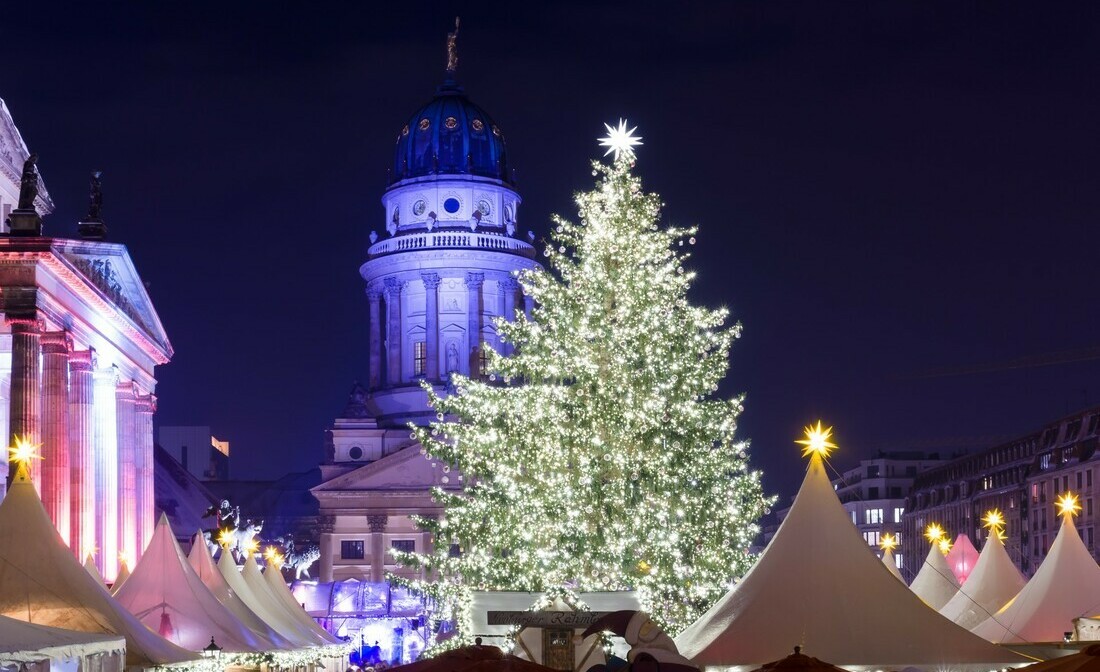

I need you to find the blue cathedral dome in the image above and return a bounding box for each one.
[391,81,512,186]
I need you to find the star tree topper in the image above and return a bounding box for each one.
[599,118,643,161]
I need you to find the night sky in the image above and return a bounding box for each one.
[4,2,1099,500]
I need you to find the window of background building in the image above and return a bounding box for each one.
[895,553,903,569]
[390,539,416,555]
[478,341,490,376]
[862,531,880,546]
[1063,475,1070,492]
[413,341,426,376]
[1090,469,1094,487]
[865,509,883,525]
[850,511,857,524]
[894,507,904,523]
[1040,453,1052,470]
[868,487,880,499]
[1079,472,1084,490]
[341,540,365,560]
[1090,499,1094,517]
[867,465,880,477]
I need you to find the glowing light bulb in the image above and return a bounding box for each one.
[795,421,837,459]
[217,528,235,549]
[924,523,945,544]
[879,533,898,551]
[244,538,260,556]
[938,538,952,555]
[7,436,41,475]
[1057,492,1081,518]
[982,509,1005,531]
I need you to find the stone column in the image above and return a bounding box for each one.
[134,394,156,556]
[68,349,96,559]
[40,331,72,544]
[421,273,441,381]
[93,365,119,578]
[367,288,383,390]
[501,277,520,355]
[115,382,138,564]
[6,315,42,495]
[368,514,387,582]
[319,515,335,583]
[384,278,403,385]
[465,273,484,376]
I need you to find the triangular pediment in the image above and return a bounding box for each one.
[52,240,173,360]
[312,444,448,492]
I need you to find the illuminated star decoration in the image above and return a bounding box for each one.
[244,538,261,557]
[217,528,235,550]
[938,538,953,555]
[83,544,98,561]
[1057,492,1081,518]
[118,551,130,569]
[598,118,643,161]
[983,509,1007,541]
[879,533,898,552]
[795,421,837,459]
[924,523,945,544]
[7,436,42,481]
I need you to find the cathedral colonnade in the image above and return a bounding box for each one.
[0,308,158,580]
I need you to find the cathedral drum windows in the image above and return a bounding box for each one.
[413,341,427,376]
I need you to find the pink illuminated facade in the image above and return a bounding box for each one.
[0,97,172,579]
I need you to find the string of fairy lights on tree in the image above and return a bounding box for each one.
[391,120,773,642]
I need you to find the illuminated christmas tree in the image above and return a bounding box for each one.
[394,121,772,638]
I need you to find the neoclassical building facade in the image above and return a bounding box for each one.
[312,64,539,585]
[0,97,172,581]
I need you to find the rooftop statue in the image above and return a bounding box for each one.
[87,171,104,221]
[17,153,39,210]
[446,17,460,74]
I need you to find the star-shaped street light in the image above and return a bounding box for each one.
[7,436,41,481]
[599,119,643,161]
[938,538,953,555]
[880,533,898,552]
[983,509,1007,541]
[795,421,837,459]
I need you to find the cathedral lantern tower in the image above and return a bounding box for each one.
[313,29,539,587]
[327,34,539,467]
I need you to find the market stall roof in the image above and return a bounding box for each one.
[113,515,279,652]
[0,464,197,667]
[881,548,904,583]
[261,558,343,645]
[187,533,294,649]
[673,431,1026,670]
[0,613,124,664]
[910,542,961,610]
[939,532,1027,630]
[240,555,331,646]
[948,534,981,584]
[972,502,1100,644]
[217,551,315,647]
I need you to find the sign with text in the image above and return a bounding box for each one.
[487,611,614,627]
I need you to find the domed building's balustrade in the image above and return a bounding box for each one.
[367,230,535,259]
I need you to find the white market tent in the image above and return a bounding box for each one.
[939,532,1027,630]
[910,542,961,610]
[111,561,130,595]
[0,613,125,672]
[187,534,294,649]
[240,556,331,647]
[217,551,316,648]
[673,448,1026,670]
[972,511,1100,644]
[0,466,197,668]
[260,559,343,645]
[881,548,904,582]
[82,554,103,586]
[948,534,981,584]
[113,515,278,652]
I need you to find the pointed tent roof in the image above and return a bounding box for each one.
[947,534,981,584]
[240,555,331,646]
[261,559,343,645]
[972,513,1100,643]
[82,553,103,585]
[939,532,1027,631]
[881,549,905,582]
[111,561,130,595]
[673,450,1025,669]
[0,613,124,663]
[0,470,196,667]
[910,542,961,609]
[217,551,315,647]
[113,515,276,652]
[187,533,295,649]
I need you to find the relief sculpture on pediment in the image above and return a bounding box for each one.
[71,256,150,331]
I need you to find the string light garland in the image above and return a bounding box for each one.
[391,128,772,646]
